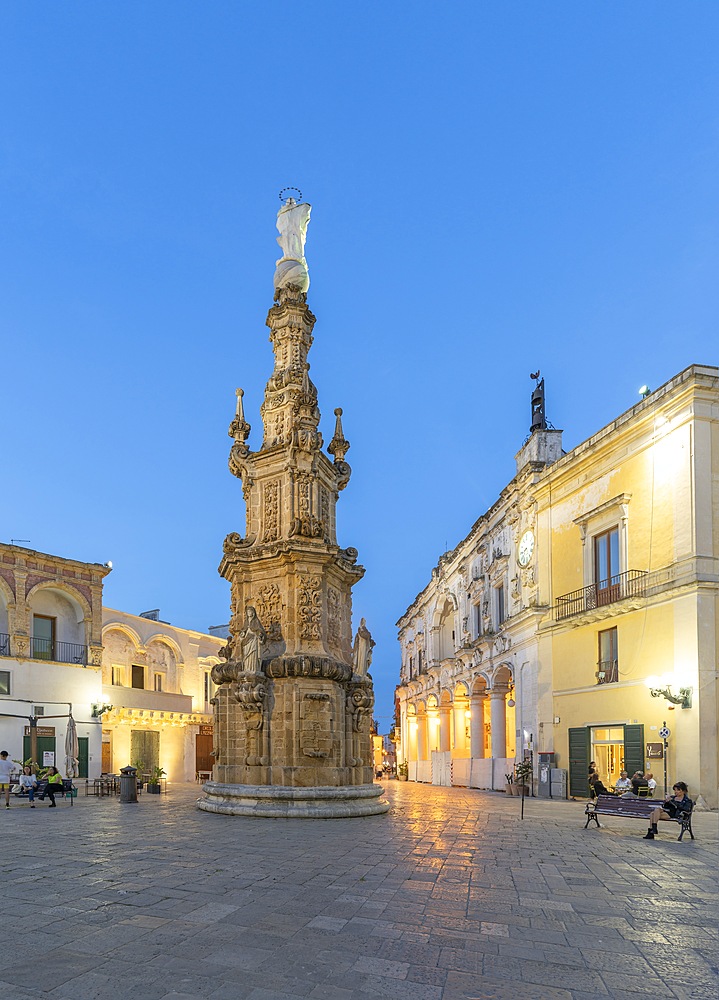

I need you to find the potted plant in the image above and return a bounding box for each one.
[146,766,166,794]
[505,771,515,795]
[514,758,533,797]
[397,760,409,781]
[132,759,145,790]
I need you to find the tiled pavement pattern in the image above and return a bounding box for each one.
[1,783,717,1000]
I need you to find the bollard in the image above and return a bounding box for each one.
[119,765,138,804]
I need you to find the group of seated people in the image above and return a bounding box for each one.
[588,762,656,798]
[587,762,693,839]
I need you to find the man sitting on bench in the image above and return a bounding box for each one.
[643,781,692,839]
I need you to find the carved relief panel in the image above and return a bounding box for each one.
[300,692,332,758]
[255,583,283,641]
[327,586,340,647]
[263,481,280,542]
[298,575,322,639]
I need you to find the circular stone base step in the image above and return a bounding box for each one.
[197,781,390,818]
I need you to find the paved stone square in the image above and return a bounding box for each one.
[1,782,717,1000]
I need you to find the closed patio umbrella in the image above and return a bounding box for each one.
[64,714,79,778]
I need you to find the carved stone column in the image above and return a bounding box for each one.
[470,693,486,759]
[439,705,451,752]
[490,688,508,759]
[416,713,428,761]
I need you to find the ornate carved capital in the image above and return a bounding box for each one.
[266,655,352,682]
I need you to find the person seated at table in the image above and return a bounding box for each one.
[18,766,38,807]
[41,767,64,807]
[645,772,657,797]
[621,771,648,798]
[643,782,692,839]
[588,772,615,797]
[614,770,631,793]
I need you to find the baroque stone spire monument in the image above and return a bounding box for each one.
[197,194,388,818]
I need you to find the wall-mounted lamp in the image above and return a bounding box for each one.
[507,684,515,708]
[648,684,692,710]
[91,703,113,718]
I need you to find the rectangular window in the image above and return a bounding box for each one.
[597,627,618,684]
[475,604,482,637]
[497,584,505,625]
[153,673,163,692]
[111,666,123,686]
[32,615,55,660]
[204,672,212,705]
[131,664,145,690]
[417,650,423,674]
[0,670,10,695]
[408,655,414,680]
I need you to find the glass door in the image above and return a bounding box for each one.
[591,726,624,788]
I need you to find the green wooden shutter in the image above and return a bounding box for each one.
[623,724,644,777]
[568,727,590,797]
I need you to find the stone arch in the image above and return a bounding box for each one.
[26,581,89,646]
[0,575,14,606]
[471,674,489,695]
[492,662,513,691]
[26,580,90,622]
[439,689,452,706]
[0,576,13,634]
[143,632,184,665]
[426,693,438,710]
[102,624,144,685]
[102,622,143,649]
[454,681,469,699]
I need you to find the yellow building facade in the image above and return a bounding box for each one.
[396,365,718,809]
[539,364,718,807]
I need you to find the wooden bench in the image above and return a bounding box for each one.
[585,794,694,840]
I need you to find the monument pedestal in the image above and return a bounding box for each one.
[198,781,388,818]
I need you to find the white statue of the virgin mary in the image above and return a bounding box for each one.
[274,197,312,292]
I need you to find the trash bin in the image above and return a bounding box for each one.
[119,765,138,804]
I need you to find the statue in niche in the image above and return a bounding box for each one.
[238,607,266,674]
[352,618,375,677]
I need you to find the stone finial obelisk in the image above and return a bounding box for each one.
[198,195,388,818]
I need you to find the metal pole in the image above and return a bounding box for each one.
[662,720,668,799]
[30,716,38,769]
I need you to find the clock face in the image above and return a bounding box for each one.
[518,529,535,567]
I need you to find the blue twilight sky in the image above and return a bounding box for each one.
[1,2,718,725]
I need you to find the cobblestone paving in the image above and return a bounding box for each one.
[1,782,717,999]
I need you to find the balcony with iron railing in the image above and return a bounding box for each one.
[0,633,10,657]
[29,637,88,665]
[556,570,648,621]
[596,659,619,684]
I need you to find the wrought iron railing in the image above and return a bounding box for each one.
[0,633,10,657]
[596,659,619,684]
[556,570,648,621]
[30,637,87,665]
